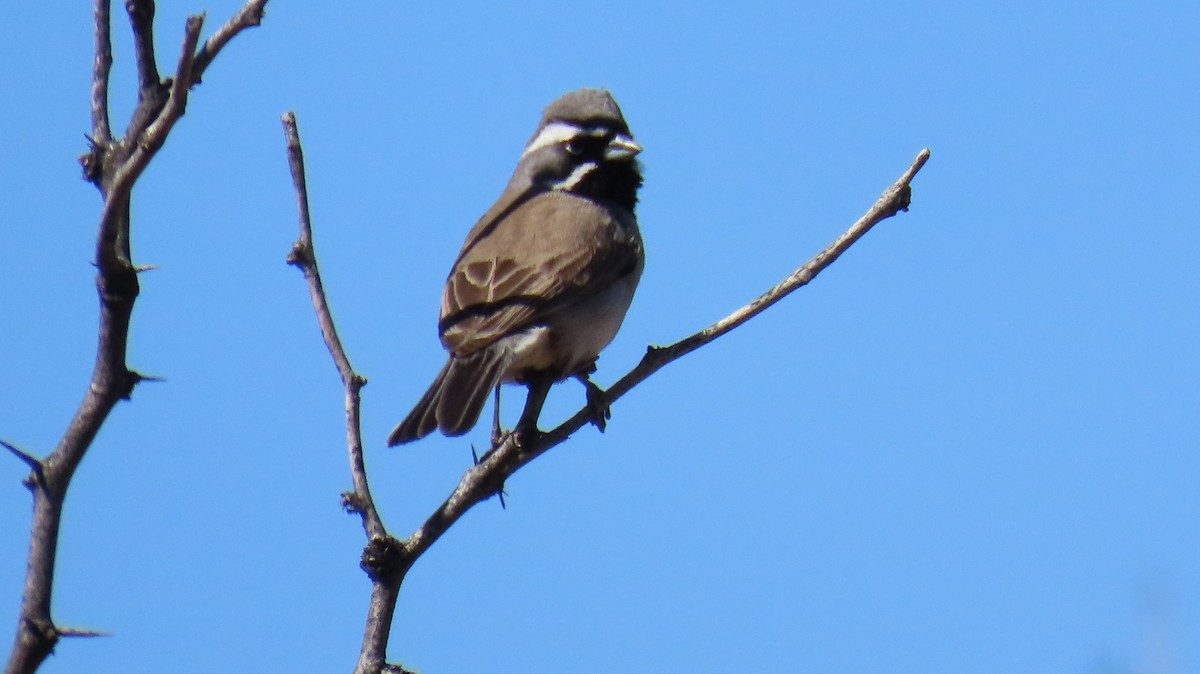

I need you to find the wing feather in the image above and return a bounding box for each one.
[439,191,641,356]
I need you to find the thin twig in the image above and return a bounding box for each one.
[282,111,384,539]
[125,0,160,96]
[122,0,168,141]
[96,13,204,266]
[401,148,933,565]
[96,12,204,268]
[90,0,113,142]
[281,112,401,674]
[139,14,204,154]
[192,0,268,84]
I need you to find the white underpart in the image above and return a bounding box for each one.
[505,326,553,371]
[499,265,641,382]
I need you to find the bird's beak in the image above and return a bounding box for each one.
[605,133,643,161]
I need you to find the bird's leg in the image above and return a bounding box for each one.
[575,372,611,433]
[514,376,553,445]
[490,384,504,447]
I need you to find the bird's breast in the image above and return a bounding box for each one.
[504,259,643,383]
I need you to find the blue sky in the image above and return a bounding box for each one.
[2,1,1198,672]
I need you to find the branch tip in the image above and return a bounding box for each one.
[91,0,114,141]
[191,0,270,85]
[902,148,931,184]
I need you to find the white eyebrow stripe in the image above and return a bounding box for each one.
[522,122,609,157]
[523,122,582,157]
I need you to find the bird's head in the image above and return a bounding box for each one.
[517,88,644,211]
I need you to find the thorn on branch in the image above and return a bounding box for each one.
[79,136,105,184]
[57,626,112,638]
[119,370,163,400]
[2,439,47,493]
[471,446,509,508]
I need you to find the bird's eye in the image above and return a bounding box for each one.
[564,139,583,155]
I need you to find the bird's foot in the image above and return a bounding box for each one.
[488,425,541,454]
[513,423,544,449]
[578,377,611,433]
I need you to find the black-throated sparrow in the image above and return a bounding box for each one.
[387,88,644,446]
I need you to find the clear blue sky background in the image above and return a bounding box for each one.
[2,2,1197,673]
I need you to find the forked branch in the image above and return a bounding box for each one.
[4,3,269,673]
[282,112,412,674]
[283,114,928,672]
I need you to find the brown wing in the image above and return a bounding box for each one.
[439,190,641,356]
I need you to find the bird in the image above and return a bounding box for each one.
[387,88,645,447]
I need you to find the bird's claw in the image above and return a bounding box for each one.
[581,379,611,433]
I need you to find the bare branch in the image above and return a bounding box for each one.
[95,12,203,270]
[97,13,203,266]
[400,148,934,566]
[121,0,168,141]
[282,112,384,541]
[5,3,270,672]
[139,14,203,147]
[192,0,268,84]
[281,112,402,674]
[90,0,113,141]
[125,0,160,95]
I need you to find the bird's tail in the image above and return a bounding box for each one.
[387,349,510,446]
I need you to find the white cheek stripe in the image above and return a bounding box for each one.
[550,161,597,191]
[523,122,582,157]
